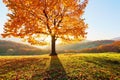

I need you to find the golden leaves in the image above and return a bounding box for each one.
[2,0,88,45]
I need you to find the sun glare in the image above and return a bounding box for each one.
[45,36,62,45]
[34,36,63,49]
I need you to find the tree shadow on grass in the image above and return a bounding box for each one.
[45,56,68,80]
[32,56,68,80]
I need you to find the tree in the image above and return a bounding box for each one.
[2,0,88,56]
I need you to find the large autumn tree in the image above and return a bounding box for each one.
[2,0,88,55]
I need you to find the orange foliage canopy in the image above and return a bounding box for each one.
[2,0,88,45]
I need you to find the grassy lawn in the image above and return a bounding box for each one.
[0,53,120,80]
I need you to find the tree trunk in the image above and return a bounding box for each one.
[50,35,57,56]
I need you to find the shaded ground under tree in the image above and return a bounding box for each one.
[32,56,68,80]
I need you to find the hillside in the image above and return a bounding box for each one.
[0,53,120,79]
[79,41,120,53]
[0,40,46,55]
[57,40,114,52]
[0,40,115,55]
[112,37,120,41]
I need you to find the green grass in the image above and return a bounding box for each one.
[0,53,120,80]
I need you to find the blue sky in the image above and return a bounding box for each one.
[0,0,120,41]
[84,0,120,40]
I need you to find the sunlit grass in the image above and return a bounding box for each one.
[0,53,120,80]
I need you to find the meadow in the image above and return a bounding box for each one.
[0,53,120,80]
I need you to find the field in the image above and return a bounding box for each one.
[0,53,120,80]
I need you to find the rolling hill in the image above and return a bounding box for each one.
[57,40,114,52]
[79,41,120,53]
[0,40,116,55]
[112,37,120,41]
[0,40,47,55]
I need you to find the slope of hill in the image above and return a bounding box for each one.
[79,41,120,53]
[57,40,114,52]
[112,37,120,41]
[0,40,46,55]
[0,40,116,55]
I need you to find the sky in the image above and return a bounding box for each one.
[84,0,120,40]
[0,0,120,41]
